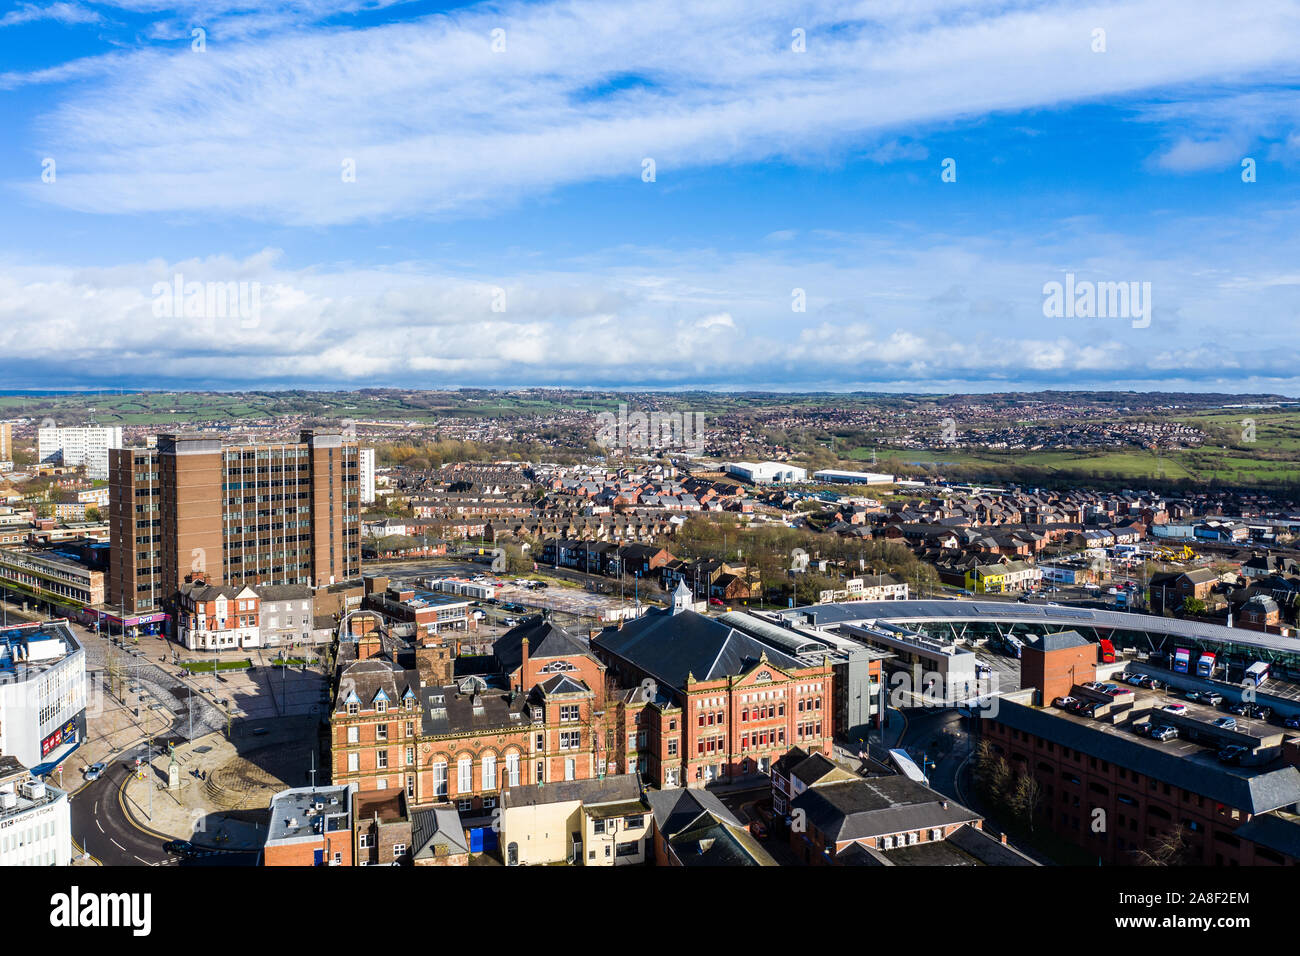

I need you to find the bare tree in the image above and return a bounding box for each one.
[1011,771,1044,832]
[105,650,127,703]
[1134,824,1195,866]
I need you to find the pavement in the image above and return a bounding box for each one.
[117,718,317,852]
[62,616,319,867]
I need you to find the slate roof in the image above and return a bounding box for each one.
[1232,812,1300,862]
[668,817,774,866]
[1036,629,1092,652]
[790,776,981,844]
[645,787,744,837]
[536,673,589,697]
[334,657,420,716]
[593,607,805,693]
[993,697,1300,814]
[785,752,856,788]
[411,806,470,860]
[501,773,642,809]
[420,677,529,736]
[494,616,594,675]
[255,584,313,602]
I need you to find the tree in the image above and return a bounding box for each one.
[1010,770,1044,832]
[973,738,1013,805]
[1181,596,1207,616]
[1134,824,1195,866]
[85,506,103,522]
[105,650,127,702]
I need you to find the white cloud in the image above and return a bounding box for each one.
[2,211,1300,391]
[9,0,1300,224]
[0,3,103,28]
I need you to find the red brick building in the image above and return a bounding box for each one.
[593,594,833,789]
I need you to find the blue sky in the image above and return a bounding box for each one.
[2,0,1300,393]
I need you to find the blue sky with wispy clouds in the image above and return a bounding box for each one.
[2,0,1300,392]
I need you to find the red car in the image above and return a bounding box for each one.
[709,598,725,606]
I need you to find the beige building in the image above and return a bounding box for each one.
[0,547,105,606]
[499,774,650,866]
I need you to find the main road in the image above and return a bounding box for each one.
[70,758,256,867]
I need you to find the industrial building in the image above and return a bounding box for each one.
[812,469,895,485]
[723,461,807,484]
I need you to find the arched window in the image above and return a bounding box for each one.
[431,760,448,798]
[505,751,520,787]
[481,752,498,792]
[457,755,473,794]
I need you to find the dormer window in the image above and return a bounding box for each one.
[376,699,388,714]
[347,702,359,716]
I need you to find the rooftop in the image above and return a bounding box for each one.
[266,786,353,844]
[0,620,80,676]
[995,693,1300,814]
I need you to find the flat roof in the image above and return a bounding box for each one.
[266,786,353,844]
[0,620,80,676]
[993,694,1300,814]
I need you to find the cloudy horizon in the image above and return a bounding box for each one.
[3,0,1299,392]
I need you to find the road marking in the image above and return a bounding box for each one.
[96,820,104,833]
[112,838,126,850]
[136,855,153,865]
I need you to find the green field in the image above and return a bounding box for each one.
[841,409,1300,486]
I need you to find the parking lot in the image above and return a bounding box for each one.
[492,581,644,623]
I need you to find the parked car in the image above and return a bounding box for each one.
[1125,673,1147,686]
[1053,696,1078,709]
[1081,681,1105,691]
[1151,725,1179,742]
[1227,702,1250,716]
[83,762,106,781]
[1101,684,1125,697]
[1162,703,1188,715]
[1212,716,1237,730]
[1217,746,1248,765]
[1138,677,1162,690]
[1133,722,1154,737]
[163,840,194,856]
[1202,692,1225,706]
[1081,701,1102,717]
[709,598,725,607]
[748,820,769,839]
[1285,715,1300,730]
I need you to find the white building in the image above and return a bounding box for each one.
[37,425,123,480]
[359,447,376,504]
[724,461,807,484]
[177,583,263,651]
[813,469,895,485]
[0,758,72,866]
[0,622,87,774]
